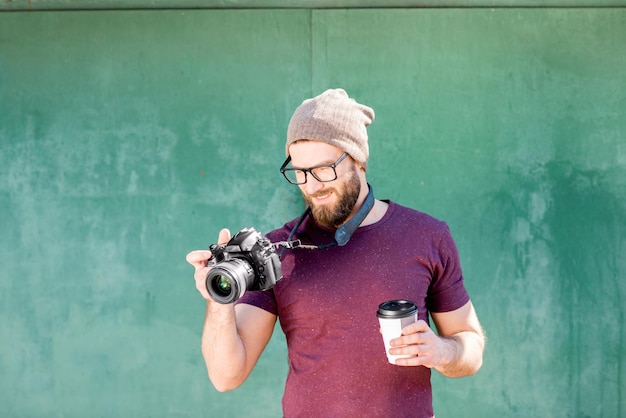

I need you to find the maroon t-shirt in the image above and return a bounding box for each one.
[239,201,470,418]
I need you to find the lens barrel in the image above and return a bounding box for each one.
[206,258,255,304]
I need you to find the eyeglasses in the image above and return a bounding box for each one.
[280,152,349,185]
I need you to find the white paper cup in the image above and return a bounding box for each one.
[377,300,418,364]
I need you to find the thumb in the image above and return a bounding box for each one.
[218,228,231,245]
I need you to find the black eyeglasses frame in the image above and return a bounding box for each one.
[280,152,349,185]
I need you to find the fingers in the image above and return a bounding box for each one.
[187,228,232,301]
[389,320,430,346]
[389,320,438,367]
[402,320,430,335]
[186,228,231,269]
[218,228,231,245]
[186,250,213,269]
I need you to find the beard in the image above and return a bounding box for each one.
[303,166,361,229]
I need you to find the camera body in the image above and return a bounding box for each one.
[206,227,282,304]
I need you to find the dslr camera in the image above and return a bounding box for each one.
[206,227,282,304]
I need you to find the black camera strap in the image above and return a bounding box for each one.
[276,184,375,253]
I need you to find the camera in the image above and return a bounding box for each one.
[206,227,282,304]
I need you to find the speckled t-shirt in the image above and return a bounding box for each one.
[239,201,470,418]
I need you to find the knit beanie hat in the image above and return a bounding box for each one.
[286,88,375,169]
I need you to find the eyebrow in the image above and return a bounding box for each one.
[290,155,343,169]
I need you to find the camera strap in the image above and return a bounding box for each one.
[276,184,375,253]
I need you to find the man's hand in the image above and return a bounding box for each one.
[185,228,232,300]
[388,301,485,377]
[389,320,453,369]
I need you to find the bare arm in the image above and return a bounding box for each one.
[389,301,485,377]
[186,228,277,391]
[200,301,276,391]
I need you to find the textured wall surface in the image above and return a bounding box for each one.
[1,7,624,417]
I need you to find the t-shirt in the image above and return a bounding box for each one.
[238,200,470,418]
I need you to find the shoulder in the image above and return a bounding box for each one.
[386,201,450,235]
[381,201,460,255]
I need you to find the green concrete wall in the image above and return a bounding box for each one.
[1,6,624,417]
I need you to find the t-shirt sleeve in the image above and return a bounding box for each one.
[236,285,279,315]
[426,223,470,313]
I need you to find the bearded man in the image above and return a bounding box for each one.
[186,89,485,418]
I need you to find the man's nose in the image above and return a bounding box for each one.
[303,174,324,195]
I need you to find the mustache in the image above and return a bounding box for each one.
[307,188,336,199]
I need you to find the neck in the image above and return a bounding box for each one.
[343,182,387,228]
[361,199,388,226]
[288,183,386,250]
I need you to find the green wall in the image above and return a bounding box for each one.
[1,6,625,418]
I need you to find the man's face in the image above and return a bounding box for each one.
[288,141,362,229]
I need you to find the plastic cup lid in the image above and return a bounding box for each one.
[376,300,418,318]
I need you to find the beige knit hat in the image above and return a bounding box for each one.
[286,88,375,169]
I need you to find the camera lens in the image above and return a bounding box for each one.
[215,275,232,293]
[206,258,255,304]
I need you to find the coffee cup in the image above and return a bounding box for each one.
[377,300,418,364]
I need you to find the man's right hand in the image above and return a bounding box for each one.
[185,228,232,300]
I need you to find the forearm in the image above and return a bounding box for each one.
[434,330,485,378]
[200,302,249,391]
[187,244,272,391]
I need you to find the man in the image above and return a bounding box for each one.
[186,88,485,417]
